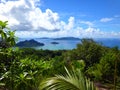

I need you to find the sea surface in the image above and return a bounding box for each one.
[18,38,120,50]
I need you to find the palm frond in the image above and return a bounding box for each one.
[40,67,97,90]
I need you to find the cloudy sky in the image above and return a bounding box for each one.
[0,0,120,38]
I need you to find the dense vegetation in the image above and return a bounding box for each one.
[0,20,120,90]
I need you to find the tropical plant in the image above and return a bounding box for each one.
[0,21,8,40]
[0,20,16,48]
[0,20,18,90]
[40,67,97,90]
[0,20,16,74]
[0,57,54,90]
[64,38,106,69]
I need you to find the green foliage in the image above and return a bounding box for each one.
[0,21,16,85]
[72,60,85,72]
[0,21,8,40]
[40,67,97,90]
[18,48,66,60]
[76,39,102,65]
[0,20,17,90]
[0,20,16,48]
[64,39,106,68]
[86,47,120,84]
[0,58,53,90]
[0,20,17,72]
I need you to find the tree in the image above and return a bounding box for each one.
[65,39,106,68]
[86,47,120,89]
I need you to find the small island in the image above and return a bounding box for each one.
[51,42,59,44]
[16,39,44,47]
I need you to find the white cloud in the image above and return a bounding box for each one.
[28,8,60,30]
[0,0,119,38]
[63,17,75,30]
[100,18,113,22]
[15,26,120,38]
[80,21,93,27]
[0,0,74,32]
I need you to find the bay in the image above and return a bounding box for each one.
[17,38,120,50]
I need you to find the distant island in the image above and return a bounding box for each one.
[16,39,44,47]
[53,37,80,40]
[51,42,59,44]
[37,37,50,39]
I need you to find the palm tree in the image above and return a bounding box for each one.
[39,67,97,90]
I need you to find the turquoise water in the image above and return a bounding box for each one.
[33,38,80,50]
[18,38,120,50]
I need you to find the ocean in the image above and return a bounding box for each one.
[18,38,120,50]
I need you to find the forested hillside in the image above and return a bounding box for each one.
[0,21,120,90]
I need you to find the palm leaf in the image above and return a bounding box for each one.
[40,67,97,90]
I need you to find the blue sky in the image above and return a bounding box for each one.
[41,0,120,31]
[0,0,120,38]
[41,0,120,18]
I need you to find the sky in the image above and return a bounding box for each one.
[0,0,120,38]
